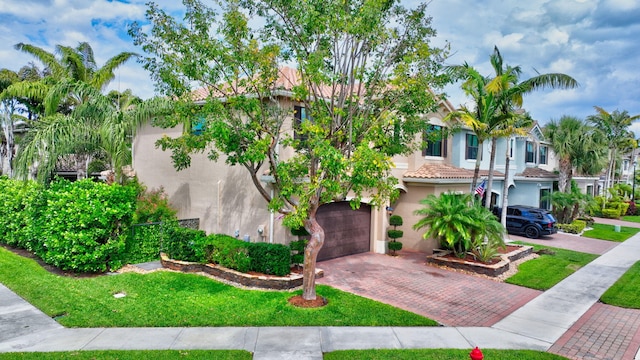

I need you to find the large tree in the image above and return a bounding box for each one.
[587,107,639,198]
[130,0,450,300]
[544,116,606,193]
[0,69,22,177]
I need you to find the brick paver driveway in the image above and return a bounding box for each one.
[317,250,541,327]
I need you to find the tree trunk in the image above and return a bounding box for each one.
[302,205,325,301]
[1,104,15,178]
[485,137,497,209]
[500,142,511,227]
[471,141,483,194]
[558,157,572,193]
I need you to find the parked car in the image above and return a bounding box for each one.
[493,205,558,238]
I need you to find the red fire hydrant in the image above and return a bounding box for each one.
[470,346,484,360]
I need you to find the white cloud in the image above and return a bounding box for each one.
[543,27,570,45]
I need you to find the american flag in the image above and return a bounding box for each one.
[475,180,486,197]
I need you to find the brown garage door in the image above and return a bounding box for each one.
[316,202,371,261]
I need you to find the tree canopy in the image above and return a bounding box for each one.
[130,0,451,300]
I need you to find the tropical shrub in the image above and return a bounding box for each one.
[627,201,637,216]
[131,180,177,224]
[602,208,621,219]
[0,177,42,250]
[35,179,137,272]
[413,192,505,258]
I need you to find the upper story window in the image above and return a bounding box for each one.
[539,145,548,165]
[526,141,536,163]
[294,105,311,141]
[466,133,478,160]
[423,125,446,157]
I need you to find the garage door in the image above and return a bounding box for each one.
[316,202,372,261]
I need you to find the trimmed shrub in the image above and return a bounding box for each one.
[207,234,251,273]
[162,223,208,262]
[289,239,307,265]
[602,208,620,219]
[558,219,587,234]
[248,242,291,276]
[387,229,404,240]
[0,178,42,250]
[126,223,164,264]
[388,241,403,252]
[35,179,137,272]
[389,215,403,226]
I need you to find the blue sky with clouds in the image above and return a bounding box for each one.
[1,0,639,133]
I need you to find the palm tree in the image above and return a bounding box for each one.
[544,116,607,193]
[587,107,640,198]
[0,69,21,177]
[485,46,578,218]
[14,83,171,184]
[444,64,503,193]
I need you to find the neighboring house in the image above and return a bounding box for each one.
[134,68,569,257]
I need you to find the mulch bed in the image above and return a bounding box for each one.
[288,295,328,308]
[437,244,523,265]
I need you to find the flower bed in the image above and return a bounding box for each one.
[426,245,533,277]
[160,253,323,290]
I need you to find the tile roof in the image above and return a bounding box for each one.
[404,163,503,180]
[516,167,558,178]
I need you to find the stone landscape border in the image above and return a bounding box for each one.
[160,253,324,290]
[426,245,533,277]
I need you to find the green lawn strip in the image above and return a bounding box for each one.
[582,223,640,242]
[325,349,569,359]
[0,247,437,327]
[622,215,640,224]
[505,242,598,290]
[0,350,251,360]
[600,261,640,309]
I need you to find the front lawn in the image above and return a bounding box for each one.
[582,223,640,242]
[600,261,640,309]
[506,243,598,290]
[622,215,640,224]
[326,349,569,359]
[0,246,437,327]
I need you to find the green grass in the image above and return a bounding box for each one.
[582,223,640,242]
[0,350,250,360]
[505,243,598,290]
[325,349,569,359]
[0,246,437,327]
[622,215,640,223]
[601,261,640,308]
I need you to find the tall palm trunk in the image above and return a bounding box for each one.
[1,105,15,178]
[485,137,498,209]
[558,157,573,193]
[471,141,484,194]
[302,204,325,300]
[500,141,511,227]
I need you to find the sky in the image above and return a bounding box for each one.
[1,0,639,134]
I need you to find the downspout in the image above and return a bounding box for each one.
[269,188,275,243]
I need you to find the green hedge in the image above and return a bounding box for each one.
[248,242,291,276]
[602,208,621,219]
[0,178,137,273]
[558,219,587,234]
[165,232,292,276]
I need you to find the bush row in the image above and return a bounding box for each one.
[558,219,587,234]
[162,227,292,276]
[0,177,137,272]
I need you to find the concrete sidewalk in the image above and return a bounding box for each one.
[2,231,640,359]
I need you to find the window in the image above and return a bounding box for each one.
[294,105,310,141]
[423,125,447,157]
[539,145,548,165]
[586,185,594,196]
[510,138,515,159]
[539,189,551,210]
[466,134,478,160]
[526,141,536,163]
[191,117,206,136]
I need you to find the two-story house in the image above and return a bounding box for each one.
[133,68,564,257]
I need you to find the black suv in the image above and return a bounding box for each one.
[493,205,558,238]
